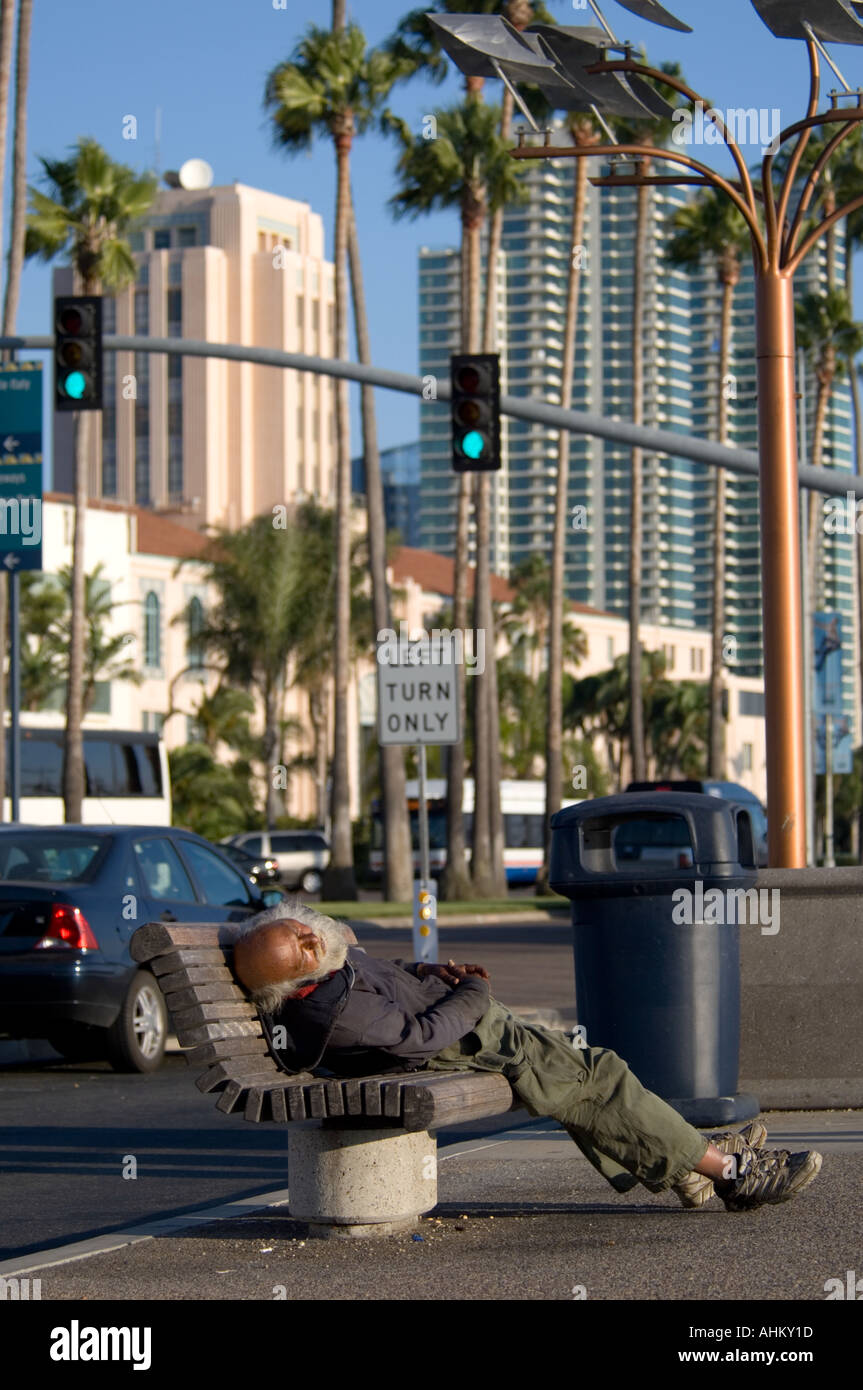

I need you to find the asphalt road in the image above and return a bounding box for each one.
[0,917,574,1261]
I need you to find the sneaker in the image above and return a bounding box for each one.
[672,1120,768,1209]
[719,1148,823,1212]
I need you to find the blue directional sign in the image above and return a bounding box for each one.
[813,610,843,715]
[815,714,853,776]
[0,362,43,572]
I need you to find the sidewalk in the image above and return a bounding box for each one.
[1,1110,858,1301]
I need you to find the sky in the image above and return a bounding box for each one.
[9,0,863,482]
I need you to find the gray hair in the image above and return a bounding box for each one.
[235,897,351,1013]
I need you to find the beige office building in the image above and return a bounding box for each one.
[53,181,337,530]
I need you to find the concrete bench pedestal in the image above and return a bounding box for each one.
[287,1122,437,1238]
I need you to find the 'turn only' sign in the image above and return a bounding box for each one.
[376,644,460,746]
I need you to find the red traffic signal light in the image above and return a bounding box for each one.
[451,353,500,472]
[54,295,103,412]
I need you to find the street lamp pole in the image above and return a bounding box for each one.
[509,38,863,867]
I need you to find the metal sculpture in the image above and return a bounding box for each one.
[426,3,863,866]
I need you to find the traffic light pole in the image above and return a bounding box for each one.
[9,570,20,821]
[2,333,859,500]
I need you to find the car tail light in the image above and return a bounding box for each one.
[33,905,99,951]
[678,852,693,868]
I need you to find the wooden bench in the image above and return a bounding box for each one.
[130,921,519,1238]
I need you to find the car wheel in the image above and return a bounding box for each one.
[47,1025,106,1063]
[105,972,167,1074]
[300,868,322,894]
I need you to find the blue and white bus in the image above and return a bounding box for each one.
[370,778,580,885]
[3,727,171,825]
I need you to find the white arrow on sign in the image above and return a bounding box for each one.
[2,553,20,569]
[2,435,19,451]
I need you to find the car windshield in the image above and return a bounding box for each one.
[0,833,108,882]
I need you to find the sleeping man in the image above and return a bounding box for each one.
[232,900,822,1213]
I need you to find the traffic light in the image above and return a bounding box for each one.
[450,352,500,472]
[54,296,103,411]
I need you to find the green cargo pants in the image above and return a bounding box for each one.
[425,996,709,1193]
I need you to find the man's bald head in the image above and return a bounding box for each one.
[233,903,350,1013]
[233,919,321,994]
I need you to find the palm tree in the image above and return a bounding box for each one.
[614,62,691,784]
[796,289,863,609]
[265,14,409,900]
[24,137,156,821]
[666,191,750,780]
[186,513,323,829]
[19,562,142,713]
[346,200,414,901]
[390,97,528,896]
[391,0,553,900]
[2,0,31,343]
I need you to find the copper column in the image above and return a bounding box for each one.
[755,271,806,867]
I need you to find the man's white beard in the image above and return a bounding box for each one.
[250,922,349,1015]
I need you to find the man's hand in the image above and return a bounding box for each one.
[418,959,490,986]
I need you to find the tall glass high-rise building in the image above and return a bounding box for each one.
[417,144,859,730]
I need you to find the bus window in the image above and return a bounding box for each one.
[18,736,63,796]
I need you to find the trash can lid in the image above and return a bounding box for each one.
[549,791,758,892]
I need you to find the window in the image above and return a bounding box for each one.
[187,596,205,669]
[739,690,765,717]
[144,592,161,669]
[663,644,676,672]
[742,743,753,771]
[179,840,254,908]
[240,836,263,856]
[177,226,197,248]
[606,636,614,662]
[133,838,196,902]
[691,647,705,674]
[153,229,171,250]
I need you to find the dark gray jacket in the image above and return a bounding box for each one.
[263,946,491,1075]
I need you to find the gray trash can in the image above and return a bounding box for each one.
[549,791,760,1126]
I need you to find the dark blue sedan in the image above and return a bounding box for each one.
[0,826,283,1073]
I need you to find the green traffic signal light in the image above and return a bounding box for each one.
[461,430,485,459]
[63,371,87,400]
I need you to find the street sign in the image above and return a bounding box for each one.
[377,646,460,746]
[0,363,42,572]
[813,611,843,715]
[815,714,853,775]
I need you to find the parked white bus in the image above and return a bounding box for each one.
[3,727,171,825]
[370,778,581,885]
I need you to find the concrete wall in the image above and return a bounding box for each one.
[739,867,863,1108]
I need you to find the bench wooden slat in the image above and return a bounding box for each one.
[324,1080,345,1117]
[151,948,228,976]
[131,922,242,962]
[216,1073,282,1115]
[195,1055,281,1093]
[163,982,247,1012]
[170,1001,257,1030]
[344,1079,363,1115]
[362,1080,382,1116]
[244,1086,270,1122]
[175,1019,263,1048]
[306,1084,326,1119]
[400,1072,517,1132]
[270,1086,288,1123]
[184,1036,270,1067]
[286,1085,307,1121]
[156,965,237,993]
[383,1080,403,1119]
